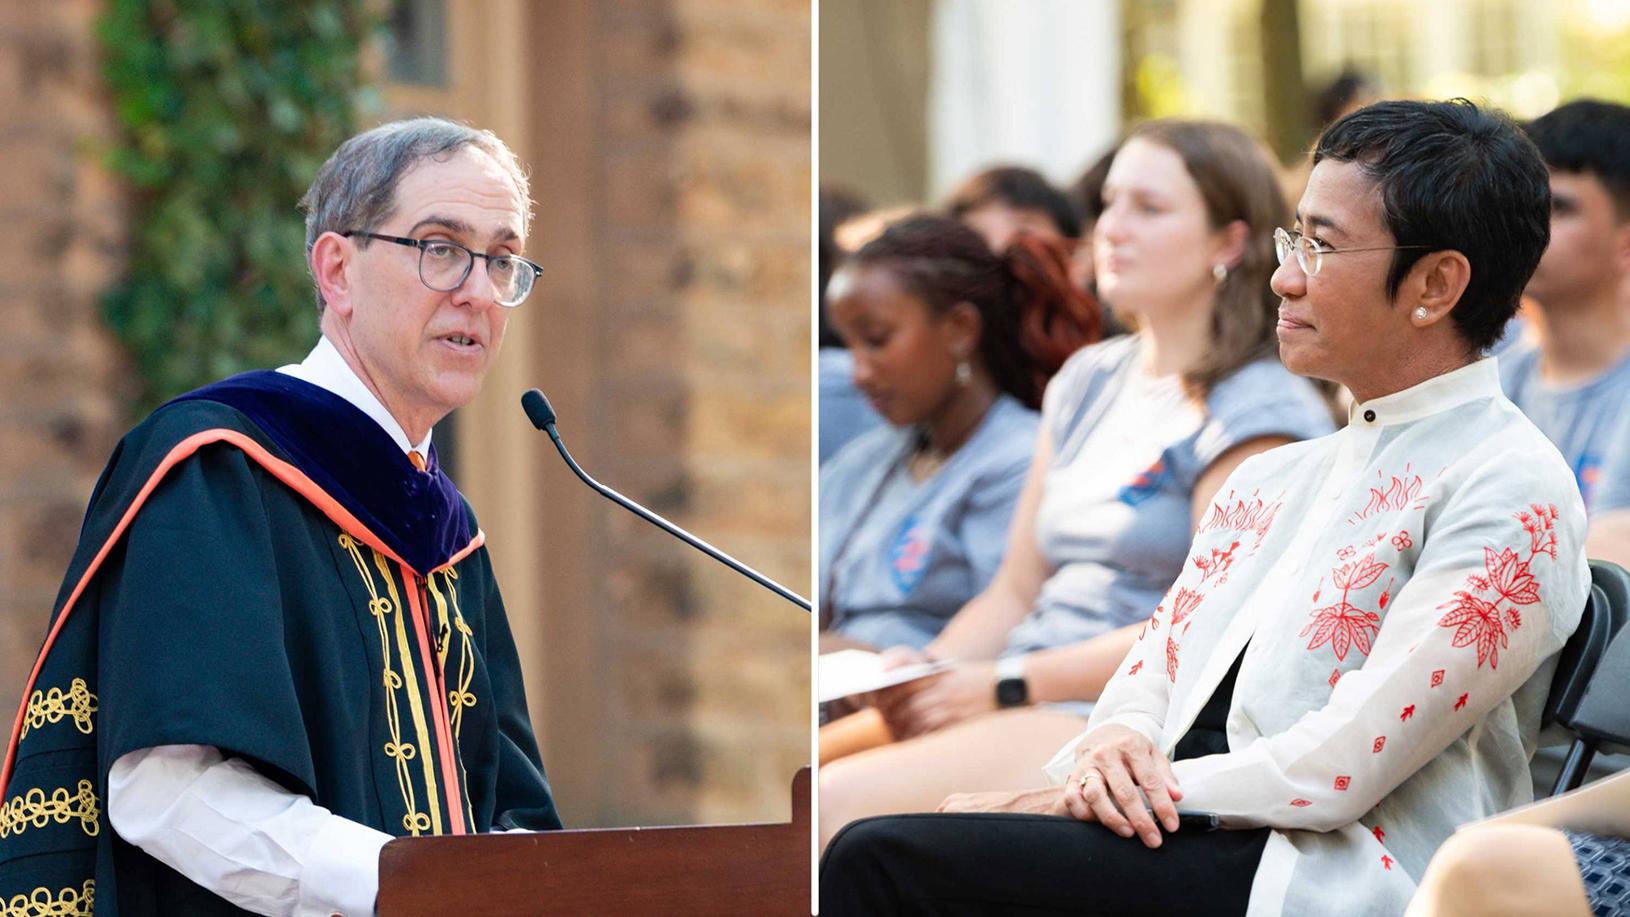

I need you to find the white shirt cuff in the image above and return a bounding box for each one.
[297,814,392,917]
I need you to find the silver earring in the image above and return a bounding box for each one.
[1415,307,1429,321]
[955,360,971,386]
[1213,263,1228,285]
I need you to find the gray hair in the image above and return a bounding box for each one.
[299,116,532,310]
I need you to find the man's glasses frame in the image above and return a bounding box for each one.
[342,230,543,307]
[1274,226,1434,277]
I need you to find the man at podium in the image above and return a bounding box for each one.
[0,118,561,915]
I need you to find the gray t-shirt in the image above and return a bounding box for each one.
[820,395,1038,649]
[1498,339,1630,514]
[1004,336,1336,657]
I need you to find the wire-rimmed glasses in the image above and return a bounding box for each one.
[1273,227,1434,277]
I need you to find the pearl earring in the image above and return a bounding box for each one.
[1213,263,1228,285]
[1415,307,1429,321]
[955,360,971,386]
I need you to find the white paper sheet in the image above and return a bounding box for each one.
[817,649,953,703]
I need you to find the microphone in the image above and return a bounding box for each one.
[522,389,811,612]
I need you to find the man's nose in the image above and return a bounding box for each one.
[453,257,501,308]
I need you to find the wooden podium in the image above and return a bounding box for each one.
[377,769,811,915]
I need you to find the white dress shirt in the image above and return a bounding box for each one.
[1043,359,1591,915]
[106,337,424,916]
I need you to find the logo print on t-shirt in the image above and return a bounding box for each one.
[1117,458,1169,507]
[1576,454,1601,511]
[888,515,933,594]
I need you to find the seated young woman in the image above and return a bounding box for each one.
[820,215,1099,652]
[818,120,1336,846]
[822,100,1591,917]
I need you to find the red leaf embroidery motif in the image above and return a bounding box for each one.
[1302,601,1381,661]
[1328,668,1341,688]
[1128,660,1143,676]
[1334,775,1352,791]
[1401,704,1415,722]
[1166,635,1179,683]
[1430,669,1444,688]
[1290,798,1312,807]
[1168,588,1203,628]
[1372,736,1386,753]
[1454,692,1468,711]
[1372,825,1386,843]
[1193,542,1241,585]
[1436,591,1508,670]
[1486,547,1541,606]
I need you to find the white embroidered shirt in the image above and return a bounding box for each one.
[1044,358,1591,916]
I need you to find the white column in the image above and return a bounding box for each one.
[928,0,1121,201]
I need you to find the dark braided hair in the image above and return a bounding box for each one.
[847,214,1101,409]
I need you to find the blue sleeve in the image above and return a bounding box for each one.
[1042,339,1129,446]
[1177,362,1336,489]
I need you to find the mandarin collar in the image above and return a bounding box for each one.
[1347,358,1502,428]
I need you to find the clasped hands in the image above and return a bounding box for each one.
[936,724,1184,849]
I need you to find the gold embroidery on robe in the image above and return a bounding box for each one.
[1,880,93,917]
[19,679,97,740]
[0,781,98,840]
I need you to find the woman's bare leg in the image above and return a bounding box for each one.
[818,708,1088,851]
[1406,823,1590,917]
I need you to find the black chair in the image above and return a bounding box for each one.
[1547,560,1630,796]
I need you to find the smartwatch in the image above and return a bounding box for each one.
[994,655,1029,708]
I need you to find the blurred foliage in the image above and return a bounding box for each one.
[97,0,382,412]
[1560,17,1630,104]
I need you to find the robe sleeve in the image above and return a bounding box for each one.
[474,553,564,831]
[98,444,319,799]
[1167,454,1589,831]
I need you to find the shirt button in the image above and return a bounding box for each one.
[1363,410,1377,423]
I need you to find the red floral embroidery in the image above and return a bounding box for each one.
[1290,798,1312,807]
[1378,576,1396,610]
[1193,541,1241,585]
[1334,775,1351,791]
[1372,736,1386,753]
[1454,692,1468,711]
[1168,588,1203,629]
[1381,854,1393,871]
[1128,660,1143,676]
[1166,635,1180,683]
[1436,509,1556,670]
[1328,668,1341,688]
[1348,466,1428,525]
[1302,553,1388,661]
[1430,669,1444,688]
[1372,825,1386,843]
[1199,491,1283,553]
[1337,546,1356,561]
[1392,531,1414,551]
[1401,704,1415,722]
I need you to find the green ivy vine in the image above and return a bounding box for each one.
[97,0,382,412]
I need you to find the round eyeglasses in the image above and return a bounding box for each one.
[1273,227,1434,277]
[343,231,543,307]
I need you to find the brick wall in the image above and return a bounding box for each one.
[588,0,811,826]
[0,0,131,726]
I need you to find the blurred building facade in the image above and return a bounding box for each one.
[0,0,810,829]
[822,0,1630,210]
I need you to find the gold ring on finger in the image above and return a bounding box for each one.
[1078,772,1102,792]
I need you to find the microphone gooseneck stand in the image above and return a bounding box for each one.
[521,388,812,612]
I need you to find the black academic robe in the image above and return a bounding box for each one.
[0,372,561,915]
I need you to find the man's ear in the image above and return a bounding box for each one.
[310,231,355,317]
[1405,250,1472,327]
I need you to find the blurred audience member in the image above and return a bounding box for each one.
[1503,101,1630,523]
[820,186,885,464]
[818,120,1333,849]
[947,165,1079,253]
[820,215,1099,651]
[1284,69,1383,208]
[1068,144,1131,339]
